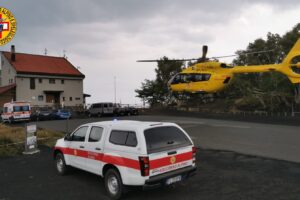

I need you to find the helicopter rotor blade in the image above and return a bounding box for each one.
[137,48,275,63]
[137,60,161,62]
[211,49,274,59]
[137,58,198,62]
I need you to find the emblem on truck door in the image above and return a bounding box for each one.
[170,156,176,164]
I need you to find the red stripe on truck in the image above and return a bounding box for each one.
[102,155,140,170]
[55,147,140,170]
[149,151,193,170]
[55,147,193,171]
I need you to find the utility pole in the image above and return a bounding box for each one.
[114,76,117,105]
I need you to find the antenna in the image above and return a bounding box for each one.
[63,49,68,59]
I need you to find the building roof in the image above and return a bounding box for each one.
[2,52,85,78]
[0,84,16,94]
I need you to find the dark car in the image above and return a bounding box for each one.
[126,106,139,116]
[31,109,52,121]
[51,110,71,120]
[113,104,139,116]
[113,104,127,116]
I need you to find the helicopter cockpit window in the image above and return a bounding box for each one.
[194,74,211,82]
[185,74,193,82]
[171,73,211,84]
[171,74,190,84]
[203,74,211,81]
[171,74,181,84]
[194,74,203,81]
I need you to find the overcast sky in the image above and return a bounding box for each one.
[1,0,300,105]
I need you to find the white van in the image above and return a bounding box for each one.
[88,102,114,117]
[1,101,31,123]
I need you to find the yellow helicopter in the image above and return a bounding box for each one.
[138,38,300,93]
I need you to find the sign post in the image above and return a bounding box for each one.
[23,124,40,154]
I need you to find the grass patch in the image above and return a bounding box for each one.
[0,123,64,157]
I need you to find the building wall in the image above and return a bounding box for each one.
[16,76,84,107]
[1,54,16,86]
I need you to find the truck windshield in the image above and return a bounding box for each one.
[144,126,192,154]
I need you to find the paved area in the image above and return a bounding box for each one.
[1,146,300,200]
[32,115,300,163]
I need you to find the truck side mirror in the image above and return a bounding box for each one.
[64,133,72,141]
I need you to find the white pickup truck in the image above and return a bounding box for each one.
[54,120,197,199]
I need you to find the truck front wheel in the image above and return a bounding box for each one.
[55,153,69,175]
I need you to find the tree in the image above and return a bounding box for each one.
[135,57,183,106]
[227,26,300,111]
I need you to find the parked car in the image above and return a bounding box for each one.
[31,109,52,121]
[113,104,127,116]
[126,106,139,116]
[1,101,31,123]
[88,102,114,117]
[113,104,139,116]
[54,120,196,199]
[51,109,71,120]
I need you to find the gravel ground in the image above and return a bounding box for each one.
[0,146,300,200]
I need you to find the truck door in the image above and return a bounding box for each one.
[68,126,89,170]
[84,126,105,175]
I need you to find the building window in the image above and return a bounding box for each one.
[69,97,73,101]
[75,97,81,100]
[61,79,64,84]
[62,97,65,101]
[38,95,44,101]
[30,78,35,89]
[1,59,4,66]
[39,78,43,83]
[49,79,55,84]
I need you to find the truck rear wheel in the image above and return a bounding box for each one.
[104,168,123,200]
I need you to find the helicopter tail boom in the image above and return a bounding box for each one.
[231,38,300,83]
[231,64,278,74]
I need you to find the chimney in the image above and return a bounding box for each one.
[11,45,15,61]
